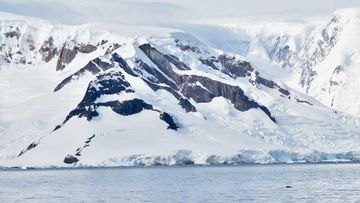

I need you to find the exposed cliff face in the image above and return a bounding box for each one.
[52,38,283,134]
[0,21,114,69]
[218,54,253,78]
[54,57,113,92]
[60,70,132,124]
[53,65,179,136]
[138,43,285,122]
[56,40,98,71]
[39,37,58,63]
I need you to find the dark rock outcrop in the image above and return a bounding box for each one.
[134,58,177,89]
[295,98,313,106]
[133,58,198,113]
[199,57,219,70]
[54,57,113,91]
[175,39,202,54]
[58,64,180,130]
[64,155,79,164]
[77,44,97,53]
[255,75,290,96]
[165,55,191,70]
[56,41,98,71]
[74,134,96,157]
[5,28,21,39]
[181,75,276,122]
[39,37,58,62]
[218,55,253,78]
[18,142,38,157]
[55,53,139,92]
[98,99,153,116]
[85,134,95,144]
[178,98,197,113]
[61,71,132,123]
[160,113,179,130]
[181,83,214,103]
[56,41,78,71]
[139,43,277,123]
[200,54,290,97]
[61,96,179,131]
[139,44,181,84]
[105,43,121,55]
[65,105,99,122]
[112,53,137,76]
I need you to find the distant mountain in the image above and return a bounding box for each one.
[237,8,360,117]
[294,8,360,117]
[0,10,360,168]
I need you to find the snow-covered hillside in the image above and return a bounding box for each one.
[295,8,360,117]
[1,10,360,168]
[212,8,360,117]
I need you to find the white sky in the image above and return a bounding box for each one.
[0,0,359,25]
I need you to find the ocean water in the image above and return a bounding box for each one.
[1,164,360,202]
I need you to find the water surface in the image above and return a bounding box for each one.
[1,164,360,202]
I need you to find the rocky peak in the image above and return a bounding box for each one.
[56,40,98,71]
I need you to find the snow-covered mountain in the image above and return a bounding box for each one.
[216,8,360,117]
[1,9,360,168]
[294,8,360,117]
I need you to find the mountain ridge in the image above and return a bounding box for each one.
[0,10,360,168]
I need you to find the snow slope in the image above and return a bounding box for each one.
[209,8,360,117]
[296,8,360,116]
[0,11,360,168]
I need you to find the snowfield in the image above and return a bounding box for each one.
[1,9,360,168]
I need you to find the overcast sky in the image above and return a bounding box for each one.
[0,0,359,25]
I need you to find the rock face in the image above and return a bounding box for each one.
[54,57,113,91]
[255,75,290,96]
[18,142,38,157]
[0,22,284,126]
[56,66,180,131]
[64,155,79,164]
[160,113,179,130]
[178,98,197,113]
[39,37,58,62]
[56,41,98,71]
[218,55,253,78]
[4,28,21,39]
[98,99,153,116]
[61,70,132,124]
[105,43,121,55]
[175,39,201,53]
[56,41,78,71]
[77,44,97,53]
[139,43,277,123]
[54,40,279,133]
